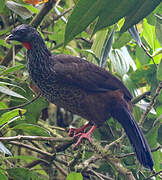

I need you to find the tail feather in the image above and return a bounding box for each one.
[110,105,154,170]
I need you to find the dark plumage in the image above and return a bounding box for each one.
[5,24,154,170]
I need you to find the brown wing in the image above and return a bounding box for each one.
[50,54,132,100]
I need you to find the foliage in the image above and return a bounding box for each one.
[0,0,161,179]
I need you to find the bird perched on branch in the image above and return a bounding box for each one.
[5,24,154,170]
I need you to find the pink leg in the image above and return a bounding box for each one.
[74,125,96,147]
[68,123,91,137]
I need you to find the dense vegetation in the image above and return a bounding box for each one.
[0,0,161,179]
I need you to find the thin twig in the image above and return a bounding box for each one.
[116,145,162,158]
[53,7,72,22]
[141,44,157,67]
[88,169,105,180]
[139,82,162,125]
[144,170,162,180]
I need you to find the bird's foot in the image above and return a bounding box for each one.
[73,125,96,147]
[68,123,90,137]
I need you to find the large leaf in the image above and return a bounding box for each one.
[65,0,136,44]
[109,49,130,76]
[143,18,161,52]
[87,28,108,63]
[6,1,33,19]
[100,29,114,68]
[121,0,161,32]
[93,0,137,34]
[155,14,162,46]
[65,0,105,44]
[65,0,161,43]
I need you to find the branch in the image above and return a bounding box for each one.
[131,91,150,105]
[1,0,57,66]
[0,135,73,142]
[8,141,54,157]
[90,141,136,180]
[53,161,67,177]
[87,169,114,180]
[105,134,126,150]
[139,82,162,125]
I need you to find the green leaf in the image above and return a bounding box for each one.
[0,170,8,180]
[0,64,25,76]
[0,0,5,13]
[93,0,137,34]
[0,86,27,99]
[7,168,32,180]
[12,123,50,136]
[0,81,26,92]
[100,29,114,67]
[0,109,26,126]
[0,102,8,109]
[6,1,33,19]
[0,39,11,48]
[128,26,142,46]
[109,49,130,76]
[65,0,104,44]
[157,59,162,80]
[87,28,108,63]
[113,31,132,49]
[146,121,161,172]
[121,0,161,32]
[136,46,150,65]
[130,64,156,87]
[22,4,39,14]
[142,18,161,52]
[155,14,162,46]
[66,172,83,180]
[7,155,42,161]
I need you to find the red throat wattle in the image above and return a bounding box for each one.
[22,42,31,50]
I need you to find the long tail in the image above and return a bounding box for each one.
[110,104,154,170]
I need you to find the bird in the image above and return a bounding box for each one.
[5,24,154,170]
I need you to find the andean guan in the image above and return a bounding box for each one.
[5,24,154,170]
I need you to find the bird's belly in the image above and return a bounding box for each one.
[32,76,110,126]
[39,83,90,116]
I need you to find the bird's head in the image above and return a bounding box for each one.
[5,24,40,50]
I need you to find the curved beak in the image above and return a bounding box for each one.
[5,34,15,43]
